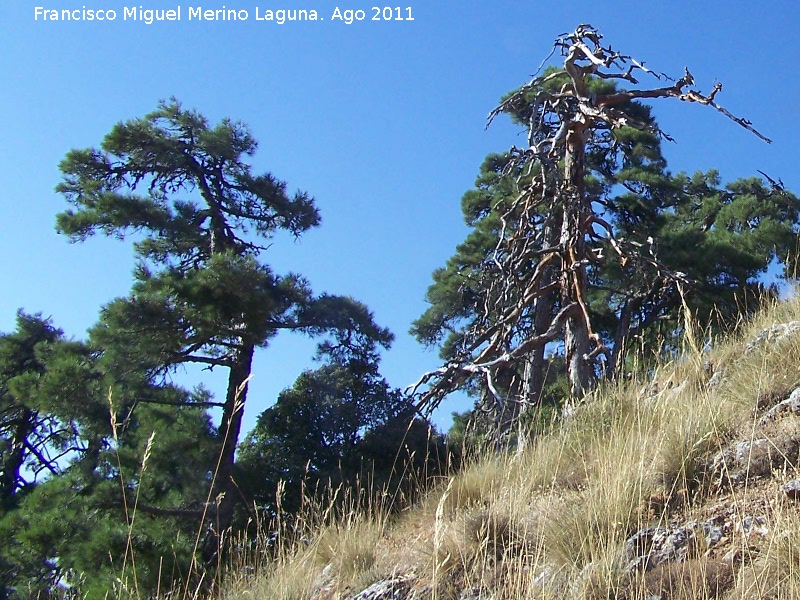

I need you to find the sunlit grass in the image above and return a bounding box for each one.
[204,295,800,599]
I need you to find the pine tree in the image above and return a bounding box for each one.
[0,312,105,513]
[56,100,394,563]
[237,339,440,515]
[0,312,217,596]
[412,26,799,439]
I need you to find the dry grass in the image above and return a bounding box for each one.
[220,515,387,599]
[724,501,800,600]
[215,295,800,600]
[217,484,394,599]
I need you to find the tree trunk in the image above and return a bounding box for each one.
[494,284,556,449]
[202,342,254,566]
[562,119,593,400]
[565,317,592,398]
[515,288,556,451]
[0,410,34,505]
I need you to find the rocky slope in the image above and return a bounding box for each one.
[227,299,800,600]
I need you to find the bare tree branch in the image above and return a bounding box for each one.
[411,23,770,431]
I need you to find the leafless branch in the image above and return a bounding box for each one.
[412,23,770,422]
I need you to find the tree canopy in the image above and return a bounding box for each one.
[411,25,800,439]
[2,24,797,597]
[0,311,218,596]
[54,99,399,569]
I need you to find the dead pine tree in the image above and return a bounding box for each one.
[410,24,772,442]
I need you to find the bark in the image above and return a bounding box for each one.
[524,292,555,405]
[413,23,769,427]
[0,409,35,504]
[610,299,634,377]
[562,115,594,399]
[515,285,557,449]
[492,376,516,450]
[202,342,254,566]
[565,316,592,398]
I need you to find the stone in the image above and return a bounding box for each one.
[624,523,695,571]
[784,478,800,500]
[708,430,800,487]
[642,558,735,600]
[530,566,557,595]
[568,562,600,598]
[758,388,800,425]
[744,322,800,356]
[310,563,337,599]
[702,521,724,548]
[711,439,773,483]
[349,575,416,600]
[722,548,742,565]
[736,515,769,540]
[458,587,489,600]
[639,378,689,405]
[707,367,725,389]
[623,518,725,573]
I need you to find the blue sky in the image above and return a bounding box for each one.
[2,1,799,433]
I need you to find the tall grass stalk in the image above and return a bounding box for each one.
[109,390,157,599]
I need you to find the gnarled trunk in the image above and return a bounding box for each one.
[562,122,594,400]
[202,342,254,566]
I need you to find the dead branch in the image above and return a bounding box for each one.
[412,23,770,422]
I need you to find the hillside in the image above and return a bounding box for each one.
[221,295,800,600]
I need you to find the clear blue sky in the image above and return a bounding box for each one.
[2,1,799,433]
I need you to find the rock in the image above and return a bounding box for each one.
[744,322,800,356]
[639,378,689,405]
[410,583,433,599]
[703,521,724,548]
[707,367,725,389]
[758,388,800,425]
[710,439,773,484]
[568,562,599,598]
[784,478,800,500]
[310,563,337,599]
[722,548,741,565]
[643,558,735,600]
[349,575,416,600]
[736,515,769,540]
[703,359,725,390]
[708,432,800,487]
[624,519,725,573]
[530,566,557,595]
[624,523,697,571]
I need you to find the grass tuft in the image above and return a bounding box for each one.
[213,295,800,600]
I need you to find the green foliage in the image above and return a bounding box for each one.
[413,74,800,408]
[56,99,320,255]
[237,351,441,516]
[37,99,403,592]
[0,312,105,512]
[595,169,800,351]
[0,312,217,597]
[55,99,340,378]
